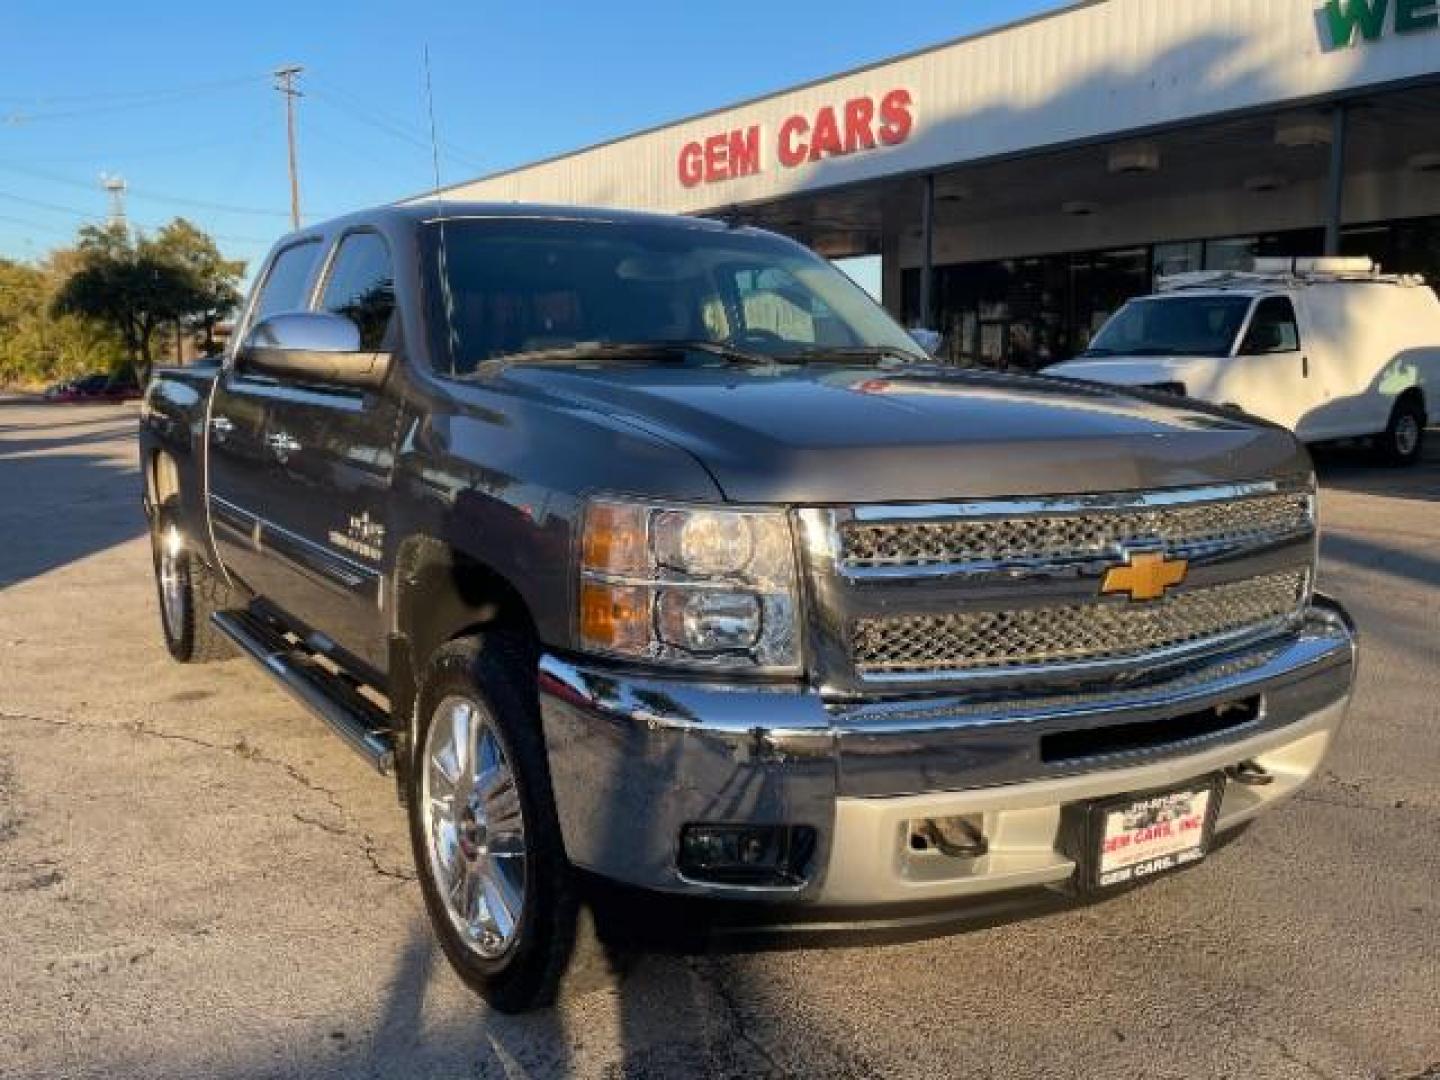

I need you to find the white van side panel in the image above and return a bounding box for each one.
[1290,284,1440,442]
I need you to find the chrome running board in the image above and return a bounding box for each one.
[211,609,395,776]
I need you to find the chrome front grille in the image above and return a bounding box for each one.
[799,481,1317,689]
[840,491,1312,570]
[851,569,1309,676]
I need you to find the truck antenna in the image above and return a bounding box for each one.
[423,45,460,375]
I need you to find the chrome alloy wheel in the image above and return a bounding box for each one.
[421,694,528,959]
[1394,412,1421,457]
[157,524,187,640]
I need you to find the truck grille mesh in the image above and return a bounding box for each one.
[851,569,1308,675]
[841,493,1312,569]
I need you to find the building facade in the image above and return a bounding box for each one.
[427,0,1440,370]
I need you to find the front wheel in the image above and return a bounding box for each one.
[407,635,577,1013]
[1376,397,1426,467]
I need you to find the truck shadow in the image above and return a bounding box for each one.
[0,456,144,590]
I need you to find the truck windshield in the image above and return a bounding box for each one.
[420,217,926,374]
[1080,296,1253,358]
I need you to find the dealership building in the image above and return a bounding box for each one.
[434,0,1440,370]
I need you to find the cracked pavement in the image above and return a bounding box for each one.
[1,397,1437,1079]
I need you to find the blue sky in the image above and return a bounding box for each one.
[1,0,1063,277]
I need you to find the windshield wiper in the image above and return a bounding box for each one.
[660,339,772,364]
[475,339,778,371]
[784,344,928,365]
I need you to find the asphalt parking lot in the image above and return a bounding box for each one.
[1,395,1437,1080]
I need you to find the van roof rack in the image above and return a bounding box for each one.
[1157,257,1427,292]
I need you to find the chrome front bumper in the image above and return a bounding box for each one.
[537,596,1356,907]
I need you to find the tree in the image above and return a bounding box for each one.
[0,255,124,387]
[151,218,245,354]
[49,221,239,384]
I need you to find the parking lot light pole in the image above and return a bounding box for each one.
[920,173,935,329]
[1325,104,1348,256]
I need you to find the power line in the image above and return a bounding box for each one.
[0,75,268,124]
[0,161,335,219]
[306,81,484,171]
[0,189,103,221]
[0,189,275,247]
[0,73,267,106]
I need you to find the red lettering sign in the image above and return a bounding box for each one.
[878,88,914,145]
[676,90,914,187]
[777,115,809,168]
[678,141,704,188]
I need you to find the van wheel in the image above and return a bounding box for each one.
[150,501,236,663]
[1376,398,1425,467]
[407,634,577,1013]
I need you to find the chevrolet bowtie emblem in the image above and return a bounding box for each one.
[1100,551,1189,602]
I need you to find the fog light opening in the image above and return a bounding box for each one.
[678,824,816,888]
[910,816,988,860]
[1226,759,1275,787]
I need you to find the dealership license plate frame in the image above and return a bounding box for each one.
[1077,775,1225,893]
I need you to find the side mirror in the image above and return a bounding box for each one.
[239,311,392,391]
[909,327,944,357]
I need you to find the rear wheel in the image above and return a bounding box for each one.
[150,502,235,663]
[407,634,576,1013]
[1376,397,1425,467]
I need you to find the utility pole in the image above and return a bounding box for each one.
[273,65,304,229]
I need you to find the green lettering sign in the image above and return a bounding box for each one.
[1324,0,1390,47]
[1322,0,1439,45]
[1395,0,1439,32]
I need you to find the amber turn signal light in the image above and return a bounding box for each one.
[579,581,650,652]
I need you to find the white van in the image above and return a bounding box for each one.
[1045,258,1439,465]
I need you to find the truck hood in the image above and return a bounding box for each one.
[503,362,1307,504]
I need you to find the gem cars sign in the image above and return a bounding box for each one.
[677,89,914,188]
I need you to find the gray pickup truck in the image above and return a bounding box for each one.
[140,203,1357,1012]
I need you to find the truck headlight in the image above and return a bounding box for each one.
[578,498,800,672]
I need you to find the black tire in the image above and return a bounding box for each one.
[1375,396,1426,467]
[407,634,577,1013]
[150,501,236,663]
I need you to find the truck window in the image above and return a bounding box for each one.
[728,266,850,346]
[253,240,321,325]
[1239,298,1301,355]
[319,231,396,351]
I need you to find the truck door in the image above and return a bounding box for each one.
[253,229,402,674]
[206,238,324,600]
[1234,295,1317,434]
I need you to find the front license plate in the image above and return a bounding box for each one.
[1092,780,1219,890]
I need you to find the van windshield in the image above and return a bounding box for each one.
[420,217,925,374]
[1080,296,1253,358]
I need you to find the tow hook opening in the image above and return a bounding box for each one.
[909,815,989,860]
[1226,759,1275,787]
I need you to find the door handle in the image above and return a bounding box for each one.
[210,416,234,436]
[1302,355,1309,378]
